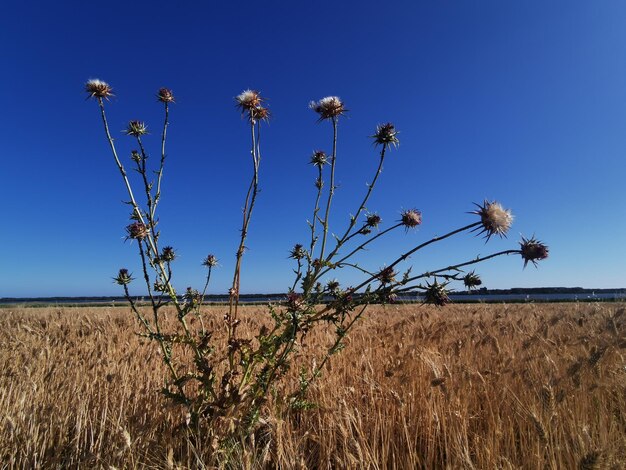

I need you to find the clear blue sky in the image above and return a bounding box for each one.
[2,1,625,297]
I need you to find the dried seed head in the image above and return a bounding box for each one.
[126,222,149,240]
[309,96,346,120]
[424,280,451,307]
[125,120,148,137]
[157,87,175,103]
[114,268,133,285]
[202,254,218,268]
[130,150,141,163]
[463,271,482,290]
[249,105,270,122]
[372,123,399,147]
[365,213,382,228]
[326,279,340,294]
[289,244,306,260]
[161,246,176,262]
[236,90,263,111]
[310,150,328,167]
[519,235,549,268]
[471,200,513,240]
[376,266,396,285]
[401,209,422,229]
[85,79,113,100]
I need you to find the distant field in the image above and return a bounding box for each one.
[1,303,625,468]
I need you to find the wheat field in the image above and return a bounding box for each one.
[1,302,624,469]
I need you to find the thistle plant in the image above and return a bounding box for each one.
[86,79,548,445]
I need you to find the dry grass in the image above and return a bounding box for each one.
[1,302,625,469]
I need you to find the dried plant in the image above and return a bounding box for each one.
[86,79,549,446]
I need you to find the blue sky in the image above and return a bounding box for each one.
[1,1,625,297]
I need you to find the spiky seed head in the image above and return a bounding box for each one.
[463,271,482,290]
[249,105,270,122]
[114,268,133,285]
[309,96,346,120]
[365,213,382,228]
[471,200,513,240]
[236,90,262,111]
[125,120,148,137]
[85,79,113,100]
[401,209,422,229]
[289,244,306,260]
[126,222,149,240]
[157,88,175,103]
[424,280,451,307]
[372,123,399,147]
[519,235,549,268]
[376,266,396,285]
[202,254,218,268]
[310,150,328,167]
[161,246,176,262]
[326,279,340,294]
[130,150,141,163]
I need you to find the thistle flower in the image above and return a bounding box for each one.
[289,244,306,260]
[157,87,175,103]
[376,266,396,285]
[365,213,382,228]
[471,200,513,241]
[309,96,346,120]
[85,79,113,100]
[401,209,422,229]
[161,246,176,262]
[310,150,328,167]
[126,222,149,240]
[202,254,218,268]
[424,280,451,307]
[372,123,399,148]
[125,120,148,137]
[114,268,133,285]
[519,235,549,268]
[236,90,263,111]
[463,271,482,290]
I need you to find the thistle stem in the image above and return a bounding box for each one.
[324,144,387,263]
[317,116,338,263]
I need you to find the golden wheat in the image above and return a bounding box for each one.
[1,302,624,468]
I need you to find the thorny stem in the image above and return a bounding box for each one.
[308,165,324,264]
[324,144,387,263]
[309,221,485,322]
[152,102,169,220]
[96,98,201,362]
[317,222,403,279]
[317,116,338,264]
[228,118,261,365]
[396,249,520,293]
